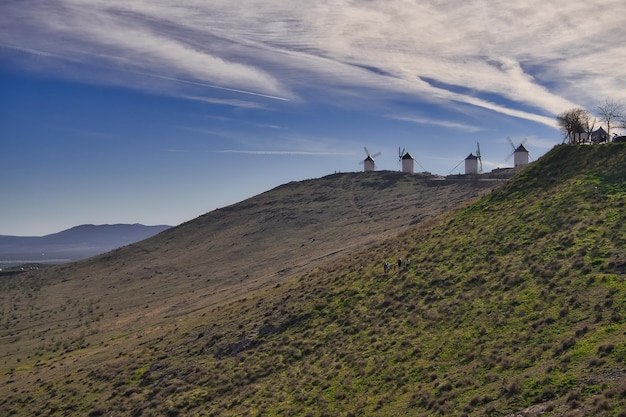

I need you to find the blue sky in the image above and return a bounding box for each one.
[1,0,624,236]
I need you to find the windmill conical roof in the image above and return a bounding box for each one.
[465,153,478,160]
[515,144,528,153]
[402,152,414,160]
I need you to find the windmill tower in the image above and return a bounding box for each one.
[360,147,381,172]
[464,142,483,175]
[514,144,529,167]
[506,137,530,167]
[398,147,414,173]
[464,153,479,175]
[402,152,415,174]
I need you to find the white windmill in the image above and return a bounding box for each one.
[506,137,530,167]
[464,153,478,175]
[401,151,415,174]
[456,142,483,175]
[397,147,415,173]
[360,147,381,172]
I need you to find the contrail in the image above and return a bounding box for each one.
[163,149,351,156]
[215,150,350,156]
[0,42,57,57]
[124,70,291,102]
[0,42,291,102]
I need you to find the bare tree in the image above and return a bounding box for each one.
[584,117,596,144]
[597,98,624,139]
[557,108,591,144]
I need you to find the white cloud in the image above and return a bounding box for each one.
[181,96,272,110]
[387,115,486,133]
[2,0,624,126]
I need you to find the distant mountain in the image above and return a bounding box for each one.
[0,223,171,266]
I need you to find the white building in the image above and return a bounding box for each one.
[514,144,529,167]
[401,152,414,174]
[465,153,478,175]
[363,155,375,172]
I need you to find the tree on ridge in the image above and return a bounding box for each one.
[557,108,591,144]
[597,98,624,140]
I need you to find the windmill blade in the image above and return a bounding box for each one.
[364,146,371,157]
[476,142,483,173]
[505,149,515,161]
[521,137,528,146]
[507,136,516,151]
[397,147,405,169]
[415,158,428,173]
[449,159,464,175]
[371,151,382,159]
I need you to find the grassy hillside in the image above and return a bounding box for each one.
[2,145,625,416]
[0,170,501,416]
[0,172,498,369]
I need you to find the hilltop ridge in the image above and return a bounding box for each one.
[2,144,625,416]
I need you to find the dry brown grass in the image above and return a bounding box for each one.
[0,170,503,414]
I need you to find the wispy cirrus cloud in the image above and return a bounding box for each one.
[163,149,351,157]
[2,0,624,127]
[213,149,351,156]
[387,115,486,133]
[181,96,272,110]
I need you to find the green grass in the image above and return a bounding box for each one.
[2,144,626,416]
